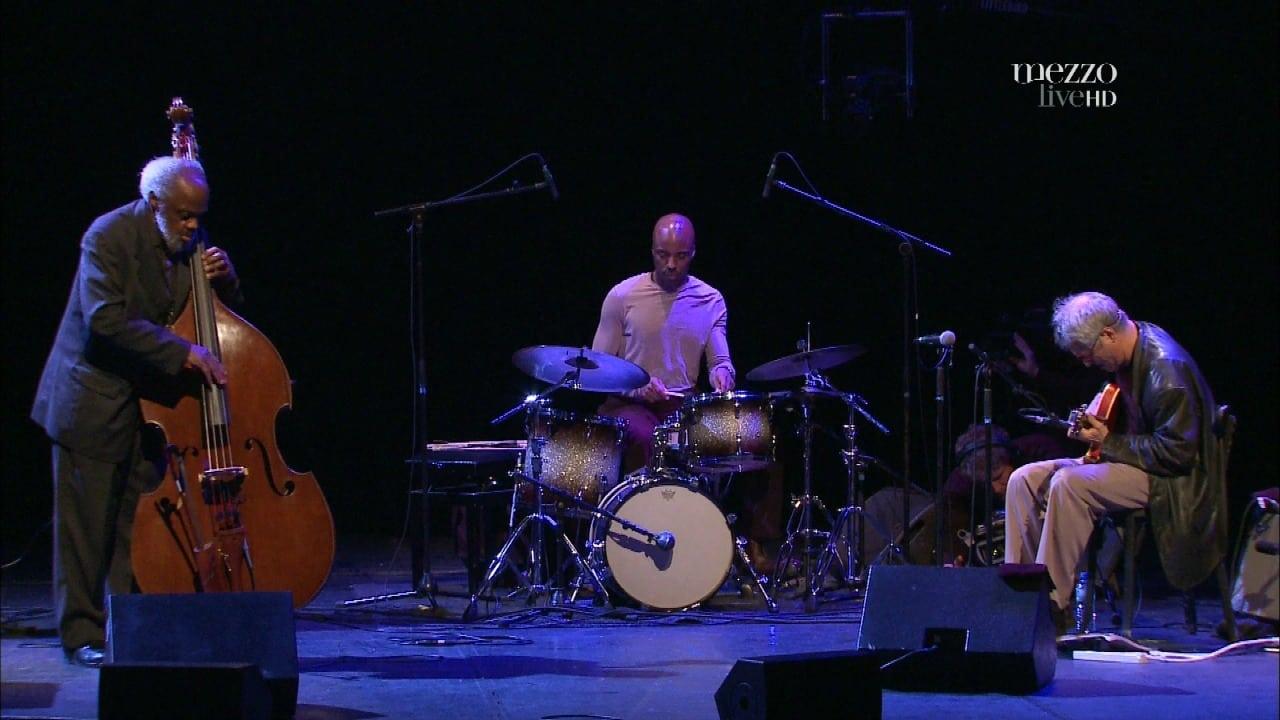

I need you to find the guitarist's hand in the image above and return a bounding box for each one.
[1074,413,1110,445]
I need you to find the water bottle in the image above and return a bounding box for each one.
[1073,571,1091,633]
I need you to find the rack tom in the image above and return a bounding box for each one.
[681,391,775,473]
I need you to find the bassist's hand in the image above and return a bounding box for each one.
[1073,413,1109,445]
[184,344,227,386]
[202,246,238,286]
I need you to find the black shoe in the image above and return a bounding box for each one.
[67,644,104,668]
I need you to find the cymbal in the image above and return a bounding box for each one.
[745,344,866,382]
[512,345,650,393]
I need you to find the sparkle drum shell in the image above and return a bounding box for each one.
[682,391,775,473]
[520,409,626,509]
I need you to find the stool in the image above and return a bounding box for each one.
[429,485,513,598]
[1081,508,1146,636]
[1082,509,1238,640]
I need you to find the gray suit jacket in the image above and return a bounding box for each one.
[32,199,196,462]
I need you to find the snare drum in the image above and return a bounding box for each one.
[682,391,775,473]
[590,470,733,610]
[519,408,627,509]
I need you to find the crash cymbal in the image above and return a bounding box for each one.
[512,345,650,393]
[745,344,866,382]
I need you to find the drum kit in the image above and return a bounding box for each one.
[461,341,890,620]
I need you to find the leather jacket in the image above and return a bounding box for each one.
[1099,322,1227,590]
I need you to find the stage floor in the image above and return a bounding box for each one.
[2,535,1276,719]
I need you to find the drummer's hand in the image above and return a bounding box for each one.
[638,377,670,403]
[711,366,735,392]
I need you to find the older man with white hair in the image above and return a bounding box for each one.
[1003,291,1227,631]
[31,156,241,666]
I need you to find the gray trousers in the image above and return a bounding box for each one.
[52,439,153,651]
[1004,457,1149,610]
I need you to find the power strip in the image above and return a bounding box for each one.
[1073,650,1149,663]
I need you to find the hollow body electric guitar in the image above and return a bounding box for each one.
[1065,383,1121,463]
[1017,382,1120,463]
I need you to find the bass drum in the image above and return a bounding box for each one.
[590,470,733,610]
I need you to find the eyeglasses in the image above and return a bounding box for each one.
[1073,327,1110,363]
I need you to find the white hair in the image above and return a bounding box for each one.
[1051,291,1127,351]
[138,156,205,201]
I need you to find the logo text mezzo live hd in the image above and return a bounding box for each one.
[1012,63,1118,108]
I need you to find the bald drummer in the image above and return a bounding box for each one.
[590,213,735,471]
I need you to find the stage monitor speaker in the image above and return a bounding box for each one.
[103,592,298,719]
[99,662,272,720]
[856,565,1056,694]
[715,650,882,720]
[1232,502,1279,622]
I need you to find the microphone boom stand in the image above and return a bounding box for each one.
[353,174,555,609]
[766,174,951,569]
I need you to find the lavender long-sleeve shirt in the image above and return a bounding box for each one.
[591,272,735,394]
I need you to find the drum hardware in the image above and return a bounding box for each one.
[767,374,890,608]
[769,383,836,611]
[956,511,1006,566]
[648,416,684,472]
[465,348,649,621]
[680,478,778,613]
[746,333,885,604]
[732,536,779,613]
[462,428,612,621]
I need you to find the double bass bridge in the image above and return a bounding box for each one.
[200,465,249,529]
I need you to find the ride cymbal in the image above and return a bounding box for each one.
[512,345,650,392]
[745,344,866,382]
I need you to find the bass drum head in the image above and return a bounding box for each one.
[597,476,733,611]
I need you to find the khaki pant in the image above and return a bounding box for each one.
[1004,457,1149,610]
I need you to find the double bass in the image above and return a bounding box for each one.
[131,98,335,608]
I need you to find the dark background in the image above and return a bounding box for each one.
[4,4,1276,564]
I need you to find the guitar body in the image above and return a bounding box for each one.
[1067,382,1121,463]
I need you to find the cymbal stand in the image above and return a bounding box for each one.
[812,382,894,597]
[771,379,838,612]
[464,376,606,621]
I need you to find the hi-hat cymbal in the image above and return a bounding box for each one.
[745,344,866,382]
[512,345,650,393]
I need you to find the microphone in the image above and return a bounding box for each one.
[655,531,675,551]
[761,156,778,199]
[540,159,559,201]
[914,330,956,347]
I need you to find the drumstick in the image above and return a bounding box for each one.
[665,390,686,398]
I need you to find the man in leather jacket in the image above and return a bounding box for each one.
[1004,291,1226,624]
